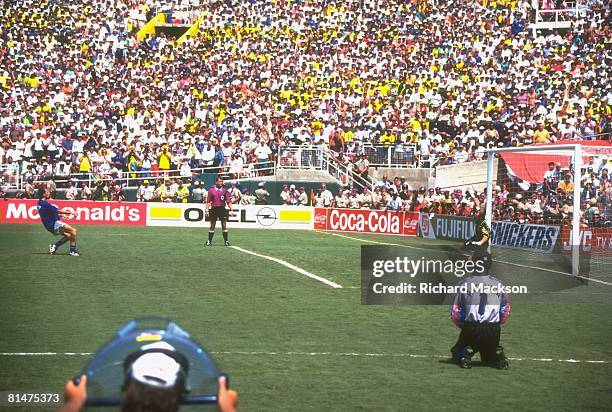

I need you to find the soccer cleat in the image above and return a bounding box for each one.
[496,346,509,370]
[497,358,509,370]
[459,357,472,369]
[48,244,57,255]
[205,240,211,246]
[69,251,80,257]
[459,346,474,369]
[225,241,230,246]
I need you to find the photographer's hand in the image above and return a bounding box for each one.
[218,375,238,412]
[57,375,87,412]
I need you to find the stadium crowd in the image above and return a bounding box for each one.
[0,0,610,202]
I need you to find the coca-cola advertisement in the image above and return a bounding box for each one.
[314,208,417,236]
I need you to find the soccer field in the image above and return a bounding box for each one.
[1,224,611,411]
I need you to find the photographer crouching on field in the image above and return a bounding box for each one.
[56,317,239,412]
[450,253,510,369]
[58,371,237,412]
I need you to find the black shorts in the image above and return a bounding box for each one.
[451,323,501,365]
[209,206,228,222]
[466,239,489,259]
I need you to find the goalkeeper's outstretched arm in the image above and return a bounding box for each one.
[465,212,490,247]
[465,231,489,247]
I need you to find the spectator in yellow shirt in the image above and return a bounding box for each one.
[78,151,91,181]
[158,146,172,172]
[341,128,354,142]
[533,124,551,144]
[176,180,190,203]
[557,174,574,194]
[160,180,176,202]
[380,131,396,145]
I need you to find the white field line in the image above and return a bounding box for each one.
[0,351,608,364]
[229,245,342,289]
[0,352,93,356]
[322,232,612,287]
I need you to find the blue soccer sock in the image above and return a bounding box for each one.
[69,244,77,253]
[54,239,68,248]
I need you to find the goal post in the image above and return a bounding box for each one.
[485,143,611,280]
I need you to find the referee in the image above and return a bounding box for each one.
[450,254,510,369]
[206,177,233,246]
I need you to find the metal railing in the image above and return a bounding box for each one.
[536,7,586,22]
[278,144,421,168]
[277,146,369,190]
[276,144,438,191]
[11,162,276,190]
[0,164,21,189]
[324,153,367,191]
[277,147,325,170]
[364,144,419,168]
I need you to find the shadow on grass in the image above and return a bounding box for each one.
[438,359,501,368]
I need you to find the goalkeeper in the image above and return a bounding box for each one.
[464,211,490,259]
[450,254,510,369]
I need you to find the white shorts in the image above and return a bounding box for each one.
[53,221,67,235]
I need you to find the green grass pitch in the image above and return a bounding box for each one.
[1,224,611,411]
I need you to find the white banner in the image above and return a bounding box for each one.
[490,221,559,253]
[146,203,313,229]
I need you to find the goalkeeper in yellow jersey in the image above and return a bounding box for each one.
[464,211,490,260]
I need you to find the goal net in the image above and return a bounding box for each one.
[484,142,611,295]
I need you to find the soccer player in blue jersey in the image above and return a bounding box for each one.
[37,187,80,256]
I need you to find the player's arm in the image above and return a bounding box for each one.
[450,288,464,326]
[468,234,489,246]
[476,224,490,245]
[499,291,511,324]
[473,195,481,212]
[466,223,489,246]
[58,209,75,218]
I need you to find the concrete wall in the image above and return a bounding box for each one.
[433,158,498,191]
[368,159,498,191]
[370,167,432,189]
[275,169,339,183]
